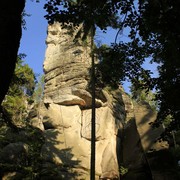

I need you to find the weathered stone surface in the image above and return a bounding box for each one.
[40,104,120,177]
[43,22,91,105]
[100,137,119,179]
[81,107,115,141]
[2,172,24,180]
[41,22,124,179]
[40,104,81,129]
[134,101,168,151]
[30,117,44,131]
[121,93,169,179]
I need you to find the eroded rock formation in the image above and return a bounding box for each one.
[121,94,169,179]
[40,22,124,179]
[0,17,176,180]
[35,22,168,179]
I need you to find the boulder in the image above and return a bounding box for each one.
[2,172,24,180]
[30,117,44,131]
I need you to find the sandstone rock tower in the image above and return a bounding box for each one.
[42,22,124,179]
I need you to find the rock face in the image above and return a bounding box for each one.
[121,94,169,179]
[39,22,168,179]
[0,19,170,178]
[43,23,92,107]
[0,20,176,180]
[41,22,124,179]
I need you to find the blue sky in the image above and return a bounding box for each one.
[19,0,47,75]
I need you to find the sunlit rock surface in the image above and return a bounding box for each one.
[41,22,123,179]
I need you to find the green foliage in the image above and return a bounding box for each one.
[163,115,174,128]
[32,74,44,104]
[2,54,35,125]
[106,0,180,136]
[119,165,128,176]
[21,10,31,30]
[44,0,120,40]
[133,0,180,133]
[0,125,44,179]
[95,44,126,88]
[13,55,35,95]
[130,83,158,111]
[95,40,153,89]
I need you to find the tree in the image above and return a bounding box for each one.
[2,55,35,126]
[93,0,180,137]
[141,0,180,134]
[130,82,158,112]
[0,0,25,105]
[95,44,126,89]
[33,74,44,104]
[117,0,180,135]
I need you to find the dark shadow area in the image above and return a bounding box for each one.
[0,118,82,179]
[0,125,44,179]
[40,127,82,180]
[119,117,153,180]
[0,0,25,105]
[146,149,180,180]
[134,102,163,151]
[111,89,151,179]
[116,97,180,180]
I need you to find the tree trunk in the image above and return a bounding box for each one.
[0,0,25,104]
[90,26,96,180]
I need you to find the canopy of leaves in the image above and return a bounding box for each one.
[44,0,121,39]
[104,0,180,136]
[95,44,125,88]
[129,0,180,134]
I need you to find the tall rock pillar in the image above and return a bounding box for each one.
[41,22,125,179]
